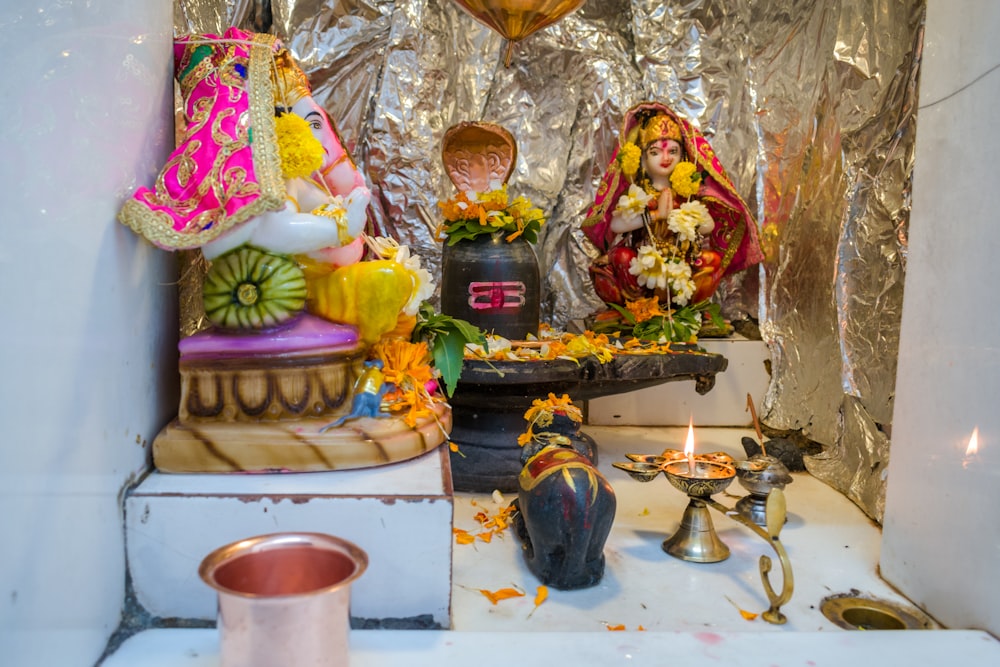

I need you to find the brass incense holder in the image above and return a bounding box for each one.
[735,454,793,527]
[614,448,795,624]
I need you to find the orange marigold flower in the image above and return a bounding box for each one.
[523,393,581,424]
[438,191,475,221]
[374,339,434,387]
[625,296,665,323]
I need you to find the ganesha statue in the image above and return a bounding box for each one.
[582,102,763,322]
[119,28,445,472]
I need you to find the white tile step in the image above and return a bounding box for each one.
[105,627,1000,667]
[125,447,453,627]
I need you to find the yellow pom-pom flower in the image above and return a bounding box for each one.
[669,161,702,198]
[619,142,641,177]
[275,113,325,179]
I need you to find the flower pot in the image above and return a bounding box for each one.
[440,234,540,339]
[199,532,368,667]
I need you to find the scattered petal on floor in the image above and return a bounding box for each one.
[480,587,526,605]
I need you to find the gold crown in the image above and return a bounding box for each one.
[272,47,312,108]
[638,113,681,147]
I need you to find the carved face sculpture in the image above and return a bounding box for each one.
[289,96,360,196]
[642,138,683,187]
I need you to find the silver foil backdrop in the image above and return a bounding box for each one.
[173,0,924,522]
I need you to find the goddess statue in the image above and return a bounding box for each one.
[582,102,763,311]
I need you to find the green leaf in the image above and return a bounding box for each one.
[608,303,637,325]
[434,330,469,397]
[412,302,486,395]
[450,318,487,347]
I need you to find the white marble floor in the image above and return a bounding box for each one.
[449,425,922,633]
[102,426,1000,666]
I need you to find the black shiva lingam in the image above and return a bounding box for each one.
[613,431,795,624]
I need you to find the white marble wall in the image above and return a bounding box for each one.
[0,1,176,665]
[881,0,1000,637]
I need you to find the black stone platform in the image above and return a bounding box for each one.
[448,349,728,492]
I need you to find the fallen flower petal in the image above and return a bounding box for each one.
[726,595,759,621]
[534,586,548,607]
[453,528,475,545]
[605,624,626,631]
[480,588,526,605]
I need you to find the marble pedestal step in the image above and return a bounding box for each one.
[588,335,769,426]
[105,627,1000,667]
[124,446,453,628]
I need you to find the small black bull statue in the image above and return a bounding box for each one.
[511,415,617,590]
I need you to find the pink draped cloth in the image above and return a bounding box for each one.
[118,28,286,250]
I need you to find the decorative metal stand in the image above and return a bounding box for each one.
[614,451,795,625]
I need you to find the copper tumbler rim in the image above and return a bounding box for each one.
[199,531,368,600]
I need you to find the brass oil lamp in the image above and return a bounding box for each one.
[613,418,795,624]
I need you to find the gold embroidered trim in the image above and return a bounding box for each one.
[118,34,287,250]
[247,33,286,218]
[700,195,745,271]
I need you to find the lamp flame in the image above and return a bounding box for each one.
[966,428,979,457]
[684,416,695,457]
[962,427,980,469]
[685,416,696,475]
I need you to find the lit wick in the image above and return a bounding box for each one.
[685,416,696,476]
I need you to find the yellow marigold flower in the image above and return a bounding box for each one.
[619,142,641,177]
[275,113,324,179]
[479,185,509,208]
[669,161,702,199]
[565,334,615,363]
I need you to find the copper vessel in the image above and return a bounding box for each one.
[199,532,368,667]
